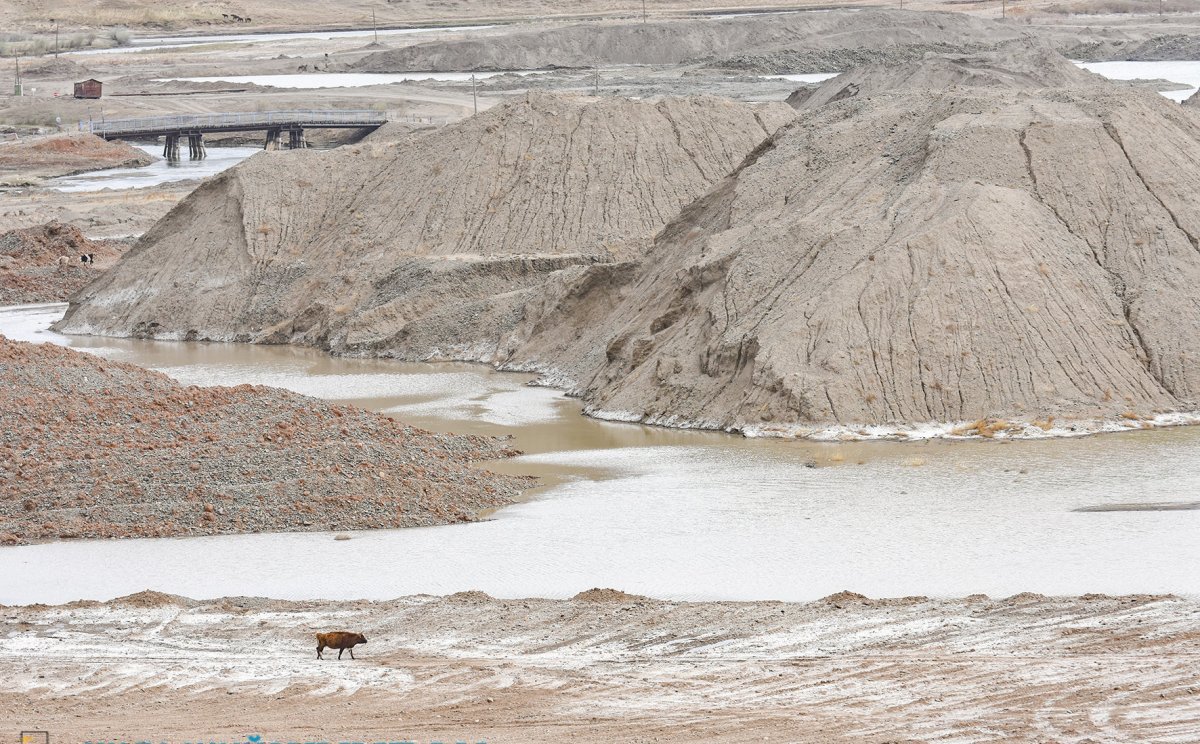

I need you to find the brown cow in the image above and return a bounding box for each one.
[316,631,367,660]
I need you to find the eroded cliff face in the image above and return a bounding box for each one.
[565,87,1200,432]
[56,93,792,361]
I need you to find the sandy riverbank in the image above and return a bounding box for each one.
[4,589,1198,742]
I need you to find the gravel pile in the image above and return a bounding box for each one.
[0,337,534,544]
[711,42,986,75]
[0,221,125,304]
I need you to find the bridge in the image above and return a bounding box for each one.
[77,110,389,161]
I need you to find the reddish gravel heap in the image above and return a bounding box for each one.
[0,221,124,304]
[0,133,152,181]
[0,337,533,545]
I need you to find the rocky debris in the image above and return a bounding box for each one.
[557,83,1200,432]
[56,93,792,362]
[354,10,1026,72]
[0,337,534,544]
[0,133,152,181]
[787,41,1103,109]
[0,222,128,304]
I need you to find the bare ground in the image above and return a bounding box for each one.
[4,590,1199,742]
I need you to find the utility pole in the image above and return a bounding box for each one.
[372,9,378,42]
[642,0,647,23]
[594,66,599,95]
[52,18,59,57]
[1001,0,1006,18]
[471,73,477,114]
[13,57,21,96]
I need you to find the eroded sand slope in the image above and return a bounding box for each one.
[567,84,1200,431]
[57,93,791,361]
[61,49,1200,434]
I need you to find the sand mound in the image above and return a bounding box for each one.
[21,58,94,79]
[572,588,647,602]
[0,133,151,180]
[1068,34,1200,64]
[0,221,112,266]
[354,10,1024,72]
[820,591,873,606]
[787,42,1101,109]
[446,590,494,604]
[554,84,1200,433]
[0,222,127,304]
[109,590,194,608]
[0,337,533,544]
[56,93,791,360]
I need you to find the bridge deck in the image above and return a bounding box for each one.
[79,110,388,139]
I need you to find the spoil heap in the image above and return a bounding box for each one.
[786,41,1102,109]
[560,84,1200,433]
[0,337,533,544]
[0,222,122,304]
[0,134,152,180]
[55,93,791,361]
[62,49,1200,436]
[354,10,1025,73]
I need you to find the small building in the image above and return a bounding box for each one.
[73,79,102,99]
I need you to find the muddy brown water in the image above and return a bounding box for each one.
[2,303,1199,604]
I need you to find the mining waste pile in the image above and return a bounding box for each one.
[786,41,1101,109]
[59,47,1200,435]
[57,93,791,355]
[0,133,151,181]
[0,336,532,544]
[354,9,1029,73]
[0,222,124,304]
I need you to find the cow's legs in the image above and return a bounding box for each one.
[317,645,324,659]
[338,648,344,659]
[350,648,355,660]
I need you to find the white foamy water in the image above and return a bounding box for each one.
[168,71,546,88]
[2,304,1199,605]
[48,144,259,192]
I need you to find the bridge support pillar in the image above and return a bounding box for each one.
[187,133,206,160]
[287,128,306,150]
[163,134,181,162]
[264,128,281,151]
